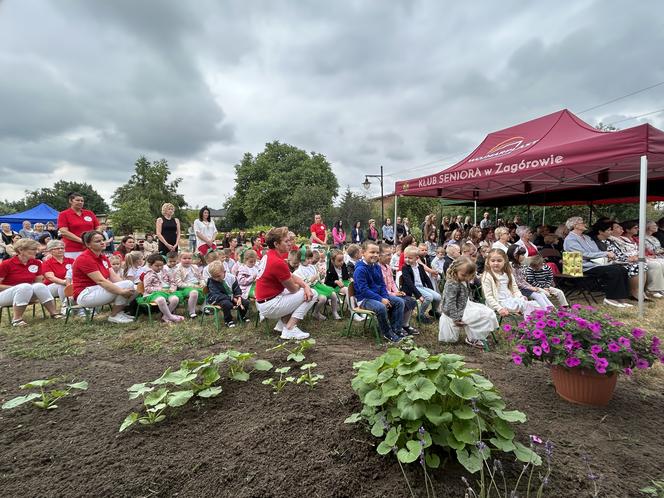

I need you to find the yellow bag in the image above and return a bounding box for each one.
[562,251,583,277]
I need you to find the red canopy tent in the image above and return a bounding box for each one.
[394,109,664,204]
[393,109,664,317]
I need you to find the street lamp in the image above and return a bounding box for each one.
[363,165,384,226]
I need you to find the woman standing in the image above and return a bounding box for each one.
[1,223,16,245]
[72,231,136,323]
[423,215,437,244]
[332,220,346,248]
[382,218,394,245]
[367,219,379,242]
[156,203,181,256]
[57,192,100,259]
[0,239,63,326]
[194,206,218,256]
[351,221,364,244]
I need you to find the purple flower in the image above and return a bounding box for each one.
[541,341,551,353]
[503,324,512,333]
[631,328,646,339]
[565,357,581,368]
[536,320,547,329]
[618,336,631,349]
[636,359,649,369]
[530,435,543,444]
[512,354,523,365]
[595,364,607,374]
[516,344,527,353]
[571,304,582,310]
[595,357,609,368]
[589,323,602,333]
[546,320,557,327]
[590,345,603,355]
[652,336,661,354]
[624,367,633,376]
[576,318,588,328]
[608,342,620,353]
[532,329,545,339]
[532,346,543,357]
[550,337,562,345]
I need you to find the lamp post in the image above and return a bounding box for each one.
[362,165,384,226]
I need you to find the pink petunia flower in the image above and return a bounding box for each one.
[624,367,633,376]
[595,365,607,374]
[502,324,512,333]
[516,345,527,353]
[530,435,543,444]
[565,357,581,368]
[608,342,620,353]
[590,345,603,355]
[541,341,550,353]
[618,337,631,349]
[635,359,649,369]
[631,328,645,340]
[512,354,523,365]
[550,337,561,344]
[532,346,543,357]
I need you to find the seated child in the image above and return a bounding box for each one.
[353,241,405,343]
[443,243,460,276]
[344,244,362,275]
[439,257,498,347]
[162,251,179,280]
[390,245,402,273]
[430,246,446,290]
[236,249,259,299]
[206,260,249,327]
[202,250,220,285]
[325,249,350,297]
[139,253,184,323]
[123,251,148,284]
[525,254,568,307]
[174,251,205,318]
[314,249,327,282]
[222,248,238,275]
[507,245,555,309]
[481,248,542,319]
[401,246,442,324]
[379,244,418,336]
[287,250,301,272]
[109,254,123,276]
[294,249,339,320]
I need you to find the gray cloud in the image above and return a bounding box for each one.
[1,0,663,210]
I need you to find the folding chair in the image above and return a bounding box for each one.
[200,286,247,331]
[0,299,45,325]
[343,282,381,344]
[63,284,93,324]
[134,281,160,322]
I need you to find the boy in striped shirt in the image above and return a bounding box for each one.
[524,255,568,307]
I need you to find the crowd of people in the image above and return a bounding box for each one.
[2,194,663,348]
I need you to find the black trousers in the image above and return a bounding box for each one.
[586,264,630,300]
[208,297,249,322]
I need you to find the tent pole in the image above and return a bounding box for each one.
[473,201,477,226]
[527,204,531,225]
[638,155,648,319]
[588,202,593,225]
[394,194,398,246]
[495,207,498,224]
[542,204,546,225]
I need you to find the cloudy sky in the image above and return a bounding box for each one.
[1,0,663,209]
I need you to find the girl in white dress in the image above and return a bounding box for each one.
[439,257,498,347]
[481,249,541,320]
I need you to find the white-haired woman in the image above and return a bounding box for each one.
[42,239,75,311]
[514,226,539,259]
[156,202,181,256]
[563,216,631,308]
[492,226,511,254]
[0,238,63,326]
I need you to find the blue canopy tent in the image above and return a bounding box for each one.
[0,203,60,232]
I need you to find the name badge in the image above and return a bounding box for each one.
[28,264,39,273]
[102,261,109,269]
[84,216,93,222]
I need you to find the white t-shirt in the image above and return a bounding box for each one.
[193,220,218,248]
[492,241,510,254]
[411,263,423,288]
[293,264,318,284]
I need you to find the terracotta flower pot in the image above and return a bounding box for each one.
[550,366,618,407]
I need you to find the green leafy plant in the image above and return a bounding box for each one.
[267,339,316,362]
[2,379,88,411]
[215,350,273,381]
[297,362,324,389]
[345,346,539,473]
[120,352,272,431]
[262,367,295,394]
[641,479,664,497]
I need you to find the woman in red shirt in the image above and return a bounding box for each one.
[255,227,315,340]
[0,239,63,326]
[42,239,74,311]
[57,192,99,258]
[73,231,136,324]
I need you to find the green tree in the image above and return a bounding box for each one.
[332,188,373,231]
[112,156,186,220]
[7,181,109,213]
[224,142,339,233]
[110,199,154,234]
[0,200,17,215]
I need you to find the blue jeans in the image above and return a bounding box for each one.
[361,296,405,336]
[416,286,441,317]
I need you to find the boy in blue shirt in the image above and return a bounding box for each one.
[353,242,404,342]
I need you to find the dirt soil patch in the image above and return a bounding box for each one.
[1,326,663,497]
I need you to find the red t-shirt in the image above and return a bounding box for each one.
[72,249,111,299]
[0,257,43,285]
[310,223,327,243]
[255,249,292,301]
[57,208,99,253]
[42,257,74,285]
[398,252,405,271]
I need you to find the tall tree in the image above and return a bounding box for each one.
[112,156,186,220]
[224,142,339,233]
[332,188,373,231]
[8,181,109,213]
[110,199,154,235]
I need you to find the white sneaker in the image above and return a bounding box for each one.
[353,314,366,322]
[274,320,285,332]
[108,314,133,324]
[118,312,135,321]
[280,326,310,340]
[621,301,634,307]
[603,298,625,308]
[651,292,664,298]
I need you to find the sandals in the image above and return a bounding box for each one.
[11,319,28,327]
[50,313,64,320]
[465,337,484,349]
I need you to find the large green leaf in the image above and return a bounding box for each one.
[344,413,362,424]
[513,442,542,465]
[153,369,198,386]
[382,348,405,366]
[424,404,453,425]
[167,390,194,407]
[144,388,169,406]
[66,381,89,390]
[377,440,393,455]
[449,378,479,400]
[494,409,526,423]
[397,440,422,464]
[470,374,494,391]
[451,419,477,444]
[456,448,482,474]
[371,420,385,437]
[405,377,436,401]
[397,394,426,420]
[396,361,427,376]
[453,406,476,420]
[364,389,388,407]
[356,360,383,383]
[384,427,400,446]
[127,383,153,399]
[425,452,441,469]
[489,437,516,452]
[381,378,403,398]
[2,393,41,410]
[480,391,506,409]
[491,419,515,440]
[231,371,250,382]
[119,412,139,432]
[446,432,465,450]
[20,379,54,389]
[377,368,394,383]
[197,386,222,398]
[199,366,221,386]
[253,360,273,371]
